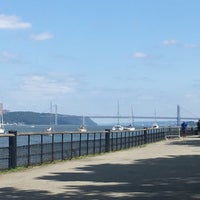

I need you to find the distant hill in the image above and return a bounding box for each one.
[3,111,97,126]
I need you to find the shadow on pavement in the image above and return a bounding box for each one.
[169,136,200,147]
[0,153,200,199]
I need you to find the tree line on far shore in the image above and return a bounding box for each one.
[3,111,97,126]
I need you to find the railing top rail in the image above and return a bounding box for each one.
[0,133,15,137]
[16,130,108,136]
[0,126,183,137]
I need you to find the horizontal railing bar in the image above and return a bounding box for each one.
[0,126,183,137]
[0,134,15,137]
[16,130,108,136]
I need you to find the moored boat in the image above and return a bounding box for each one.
[78,114,87,132]
[123,124,135,131]
[0,127,5,134]
[47,127,52,132]
[78,125,87,132]
[123,106,135,131]
[152,108,159,128]
[112,102,124,131]
[152,123,159,129]
[112,124,124,131]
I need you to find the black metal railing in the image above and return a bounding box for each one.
[0,126,190,170]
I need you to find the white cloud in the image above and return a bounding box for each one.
[30,32,54,41]
[162,39,177,45]
[162,39,198,48]
[132,52,147,58]
[0,51,19,62]
[182,43,199,49]
[0,14,31,29]
[19,73,77,97]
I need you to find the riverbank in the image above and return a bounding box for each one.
[0,136,200,199]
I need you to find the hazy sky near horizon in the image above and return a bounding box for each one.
[0,0,200,119]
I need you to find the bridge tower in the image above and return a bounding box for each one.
[177,104,181,126]
[54,104,58,125]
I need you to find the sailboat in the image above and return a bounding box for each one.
[78,114,87,132]
[124,106,135,131]
[0,121,5,134]
[47,102,53,132]
[47,127,52,132]
[0,103,5,134]
[112,102,124,131]
[152,109,159,129]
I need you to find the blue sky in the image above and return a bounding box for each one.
[0,0,200,120]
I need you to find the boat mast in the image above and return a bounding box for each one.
[54,104,58,126]
[0,103,3,127]
[117,101,120,125]
[49,101,53,128]
[154,108,157,123]
[131,106,134,126]
[82,114,85,126]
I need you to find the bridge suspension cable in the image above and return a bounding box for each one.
[180,105,199,119]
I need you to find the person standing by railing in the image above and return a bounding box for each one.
[181,121,187,136]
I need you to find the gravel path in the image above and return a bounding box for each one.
[0,136,200,199]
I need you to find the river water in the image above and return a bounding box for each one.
[3,124,112,133]
[0,124,114,147]
[0,121,177,147]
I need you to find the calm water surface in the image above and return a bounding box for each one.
[0,125,112,147]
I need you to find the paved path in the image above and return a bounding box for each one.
[0,136,200,200]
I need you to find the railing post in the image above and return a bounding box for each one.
[70,133,73,159]
[61,134,64,160]
[144,129,147,144]
[51,134,54,162]
[9,130,17,169]
[86,133,89,155]
[99,132,102,153]
[79,133,82,157]
[41,134,43,164]
[105,129,110,152]
[93,133,96,154]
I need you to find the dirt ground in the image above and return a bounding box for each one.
[0,136,200,199]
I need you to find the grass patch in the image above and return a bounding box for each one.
[0,166,31,175]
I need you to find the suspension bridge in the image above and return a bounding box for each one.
[86,105,200,126]
[51,104,199,126]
